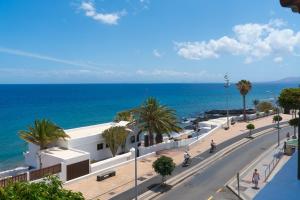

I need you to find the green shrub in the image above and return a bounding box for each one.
[152,156,176,184]
[0,176,84,200]
[246,123,255,137]
[273,115,283,122]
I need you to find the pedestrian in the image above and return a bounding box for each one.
[286,132,290,140]
[252,169,260,189]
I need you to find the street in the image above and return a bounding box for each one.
[158,126,293,200]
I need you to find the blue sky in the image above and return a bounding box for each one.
[0,0,299,83]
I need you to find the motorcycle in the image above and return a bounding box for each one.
[210,143,217,153]
[182,156,192,167]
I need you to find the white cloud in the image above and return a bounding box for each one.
[153,49,162,58]
[175,19,300,63]
[80,1,126,25]
[273,56,283,63]
[134,69,221,81]
[0,47,98,68]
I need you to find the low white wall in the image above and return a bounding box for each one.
[64,151,155,185]
[138,136,201,156]
[188,125,220,149]
[90,151,134,173]
[138,123,222,156]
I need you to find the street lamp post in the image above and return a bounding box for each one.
[134,133,139,200]
[224,74,230,129]
[267,91,280,147]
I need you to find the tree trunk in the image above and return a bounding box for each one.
[149,130,154,146]
[243,95,247,121]
[144,135,149,147]
[37,152,42,169]
[137,130,142,142]
[155,133,163,144]
[161,175,166,185]
[296,111,298,138]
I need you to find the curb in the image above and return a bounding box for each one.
[138,125,285,200]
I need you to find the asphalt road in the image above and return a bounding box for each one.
[111,122,289,200]
[158,126,293,200]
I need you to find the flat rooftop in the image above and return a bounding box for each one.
[42,147,88,160]
[64,121,129,139]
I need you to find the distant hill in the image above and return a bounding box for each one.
[272,77,300,84]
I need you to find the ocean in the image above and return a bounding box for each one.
[0,83,297,170]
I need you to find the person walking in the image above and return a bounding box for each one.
[286,132,290,140]
[252,169,260,189]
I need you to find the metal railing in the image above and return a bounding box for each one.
[264,147,284,182]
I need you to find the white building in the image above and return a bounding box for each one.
[23,120,138,181]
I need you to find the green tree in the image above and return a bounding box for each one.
[256,101,274,113]
[102,126,129,157]
[273,115,283,129]
[152,156,176,184]
[246,123,255,138]
[253,99,260,110]
[278,88,300,179]
[114,110,133,122]
[278,88,300,114]
[236,80,252,121]
[289,118,299,138]
[0,176,84,200]
[133,97,182,146]
[19,119,69,169]
[273,115,283,123]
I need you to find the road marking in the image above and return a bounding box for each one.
[207,196,213,200]
[216,188,223,193]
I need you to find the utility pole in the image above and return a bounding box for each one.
[224,74,230,129]
[135,133,138,200]
[267,91,280,147]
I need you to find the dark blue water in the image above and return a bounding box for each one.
[0,83,296,170]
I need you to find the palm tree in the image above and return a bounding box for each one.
[133,97,182,146]
[236,80,252,121]
[114,110,133,122]
[253,99,260,110]
[19,119,69,169]
[102,126,129,157]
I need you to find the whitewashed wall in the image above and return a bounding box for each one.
[90,150,134,173]
[24,143,40,168]
[138,137,200,156]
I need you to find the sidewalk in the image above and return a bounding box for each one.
[64,114,292,200]
[227,140,291,200]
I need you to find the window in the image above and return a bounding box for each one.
[97,143,103,150]
[106,143,109,148]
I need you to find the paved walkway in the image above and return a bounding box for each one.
[227,139,291,200]
[64,114,292,200]
[254,151,300,200]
